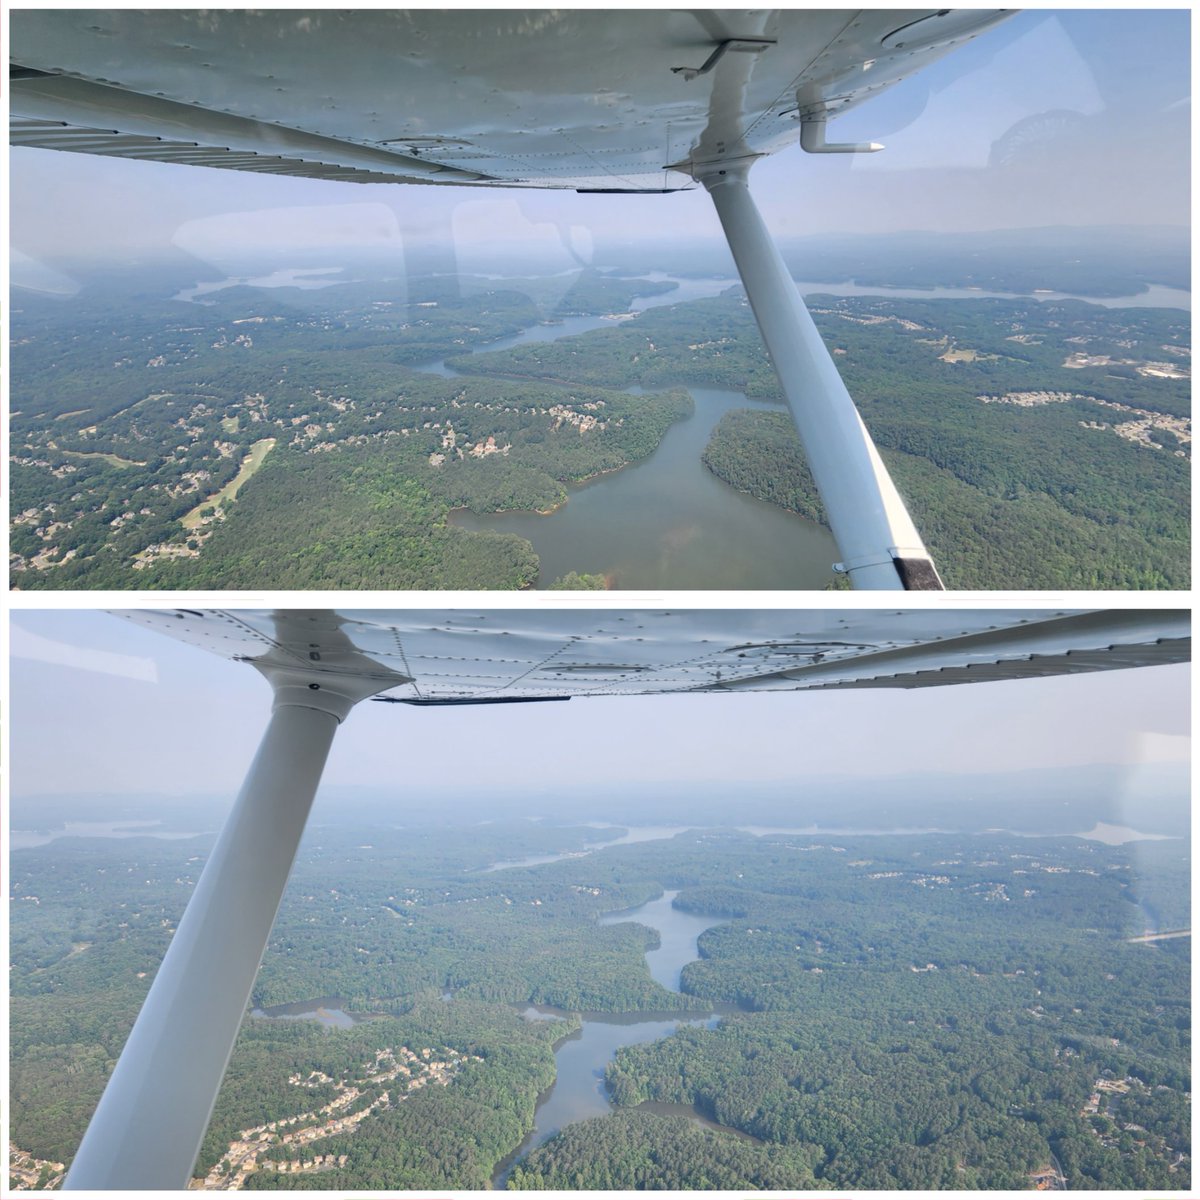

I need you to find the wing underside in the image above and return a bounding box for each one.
[117,609,1191,703]
[11,9,1009,190]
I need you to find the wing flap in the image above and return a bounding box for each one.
[708,611,1191,692]
[11,117,471,185]
[10,74,498,185]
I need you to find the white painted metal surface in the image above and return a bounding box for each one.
[799,117,885,154]
[64,704,341,1190]
[11,10,1010,189]
[701,161,936,588]
[63,636,410,1191]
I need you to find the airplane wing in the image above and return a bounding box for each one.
[119,608,1191,701]
[62,606,1191,1189]
[11,9,1009,190]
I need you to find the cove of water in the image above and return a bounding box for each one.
[250,996,366,1030]
[491,889,731,1186]
[173,266,1189,313]
[174,266,349,302]
[491,1008,721,1187]
[996,822,1178,845]
[472,822,1174,890]
[626,271,1189,311]
[478,850,595,874]
[599,890,731,992]
[792,278,1190,311]
[420,268,1186,588]
[450,385,838,589]
[416,276,734,378]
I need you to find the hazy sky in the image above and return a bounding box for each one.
[9,8,1190,278]
[9,609,1190,805]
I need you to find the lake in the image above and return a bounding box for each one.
[491,1008,721,1187]
[599,890,730,991]
[792,279,1190,311]
[417,274,735,377]
[1005,822,1179,846]
[9,820,205,849]
[451,385,839,589]
[175,265,1190,313]
[250,996,367,1030]
[418,272,838,589]
[471,821,1185,897]
[171,264,1183,589]
[491,889,731,1186]
[245,883,735,1186]
[434,269,1191,590]
[174,266,349,302]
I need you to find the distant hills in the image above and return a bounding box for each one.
[18,224,1190,304]
[14,760,1189,842]
[601,225,1190,299]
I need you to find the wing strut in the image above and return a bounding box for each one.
[697,158,942,590]
[64,639,406,1190]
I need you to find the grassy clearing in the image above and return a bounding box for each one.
[59,449,145,469]
[181,438,276,530]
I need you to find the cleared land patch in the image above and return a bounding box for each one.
[181,437,276,530]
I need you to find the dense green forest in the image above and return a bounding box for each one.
[11,268,1189,590]
[9,815,1189,1190]
[702,409,828,526]
[701,406,1187,590]
[508,1110,820,1189]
